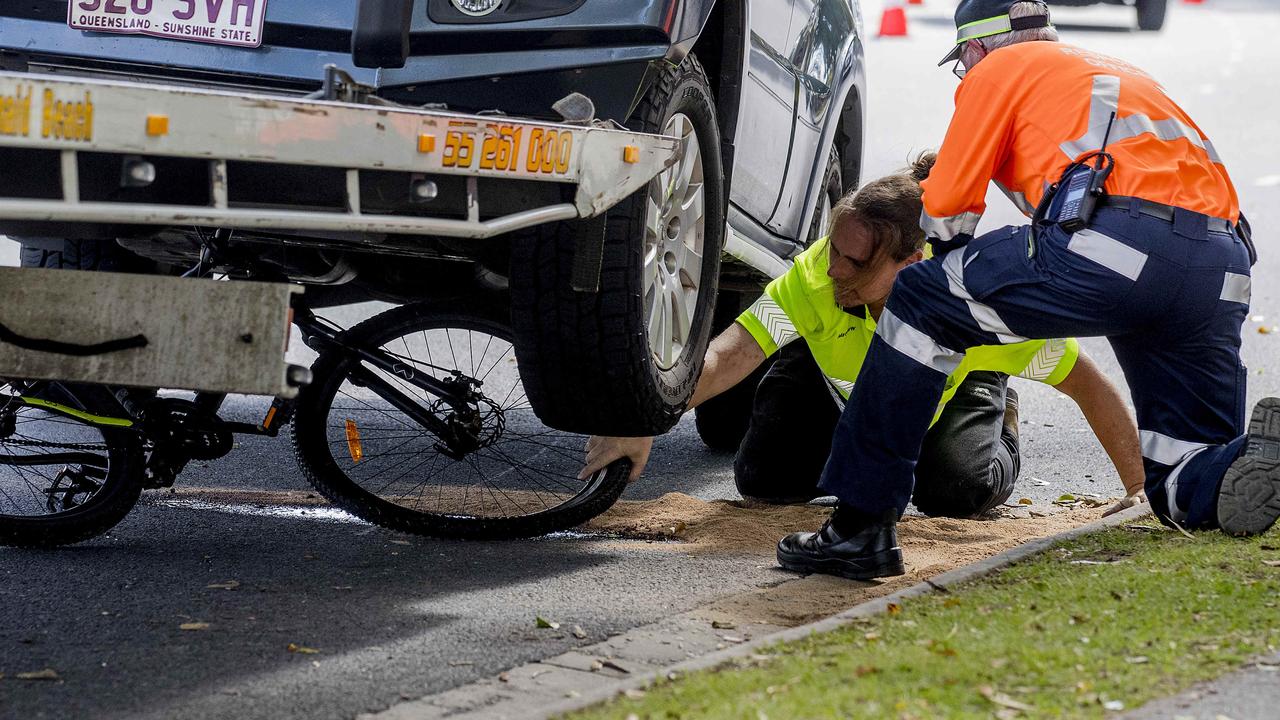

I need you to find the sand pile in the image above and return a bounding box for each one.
[587,492,1110,627]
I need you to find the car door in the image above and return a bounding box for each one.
[768,0,855,239]
[729,0,799,233]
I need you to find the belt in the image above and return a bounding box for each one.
[1100,196,1235,234]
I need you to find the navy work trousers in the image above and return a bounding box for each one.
[819,203,1252,529]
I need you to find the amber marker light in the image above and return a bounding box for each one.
[418,134,436,153]
[623,145,640,164]
[145,114,169,137]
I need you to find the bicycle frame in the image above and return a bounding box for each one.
[0,304,480,471]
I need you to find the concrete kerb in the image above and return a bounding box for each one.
[367,504,1153,720]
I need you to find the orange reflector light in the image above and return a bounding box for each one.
[344,419,364,463]
[146,114,169,137]
[261,406,278,431]
[417,134,436,153]
[623,145,640,164]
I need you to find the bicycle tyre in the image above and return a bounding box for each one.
[290,300,630,540]
[0,382,143,547]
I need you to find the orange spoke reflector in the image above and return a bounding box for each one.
[344,419,364,464]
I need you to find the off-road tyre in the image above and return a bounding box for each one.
[509,54,726,436]
[1136,0,1167,31]
[291,300,630,540]
[0,383,143,547]
[807,147,844,246]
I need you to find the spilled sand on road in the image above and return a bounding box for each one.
[586,492,1109,627]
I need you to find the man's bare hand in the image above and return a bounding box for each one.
[579,436,654,482]
[1102,492,1146,517]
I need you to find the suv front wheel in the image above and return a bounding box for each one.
[510,54,726,436]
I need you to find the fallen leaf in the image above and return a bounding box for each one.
[179,622,210,631]
[206,580,240,590]
[864,632,880,641]
[1018,498,1033,505]
[887,603,902,615]
[1029,478,1048,487]
[572,625,588,639]
[16,669,60,681]
[711,620,737,630]
[498,672,510,683]
[286,643,320,655]
[979,686,1034,712]
[535,616,560,630]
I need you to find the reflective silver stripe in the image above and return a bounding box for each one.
[1140,429,1210,466]
[876,307,964,375]
[1067,228,1148,281]
[955,15,1012,43]
[1060,75,1223,164]
[995,180,1035,216]
[1018,338,1069,382]
[747,295,799,349]
[942,250,1026,344]
[826,375,855,399]
[1220,272,1251,304]
[1162,445,1208,524]
[921,208,982,243]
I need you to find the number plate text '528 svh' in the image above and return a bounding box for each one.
[68,0,268,49]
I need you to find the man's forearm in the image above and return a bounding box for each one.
[687,323,768,411]
[1054,353,1145,495]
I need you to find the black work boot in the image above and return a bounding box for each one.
[1218,397,1280,536]
[776,506,905,580]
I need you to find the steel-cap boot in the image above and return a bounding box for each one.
[1218,397,1280,536]
[776,508,905,581]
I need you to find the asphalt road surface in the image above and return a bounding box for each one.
[3,1,1279,717]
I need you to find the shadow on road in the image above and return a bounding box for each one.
[0,504,629,720]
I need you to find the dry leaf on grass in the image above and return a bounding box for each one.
[286,643,320,655]
[979,685,1034,712]
[179,622,210,631]
[16,669,60,681]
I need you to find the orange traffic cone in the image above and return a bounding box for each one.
[1183,0,1203,4]
[879,3,908,37]
[907,0,924,5]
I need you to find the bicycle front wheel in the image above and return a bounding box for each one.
[290,301,629,540]
[0,381,143,547]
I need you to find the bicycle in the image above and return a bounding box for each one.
[0,298,630,547]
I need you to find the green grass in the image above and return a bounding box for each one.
[567,521,1280,719]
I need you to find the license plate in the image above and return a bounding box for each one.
[67,0,268,49]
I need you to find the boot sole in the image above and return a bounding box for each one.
[1218,397,1280,536]
[776,546,906,581]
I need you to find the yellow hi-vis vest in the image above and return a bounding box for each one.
[736,237,1078,422]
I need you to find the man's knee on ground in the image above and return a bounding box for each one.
[733,453,823,505]
[912,455,1014,518]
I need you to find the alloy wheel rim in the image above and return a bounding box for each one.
[642,113,706,371]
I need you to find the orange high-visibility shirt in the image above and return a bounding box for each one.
[921,41,1238,246]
